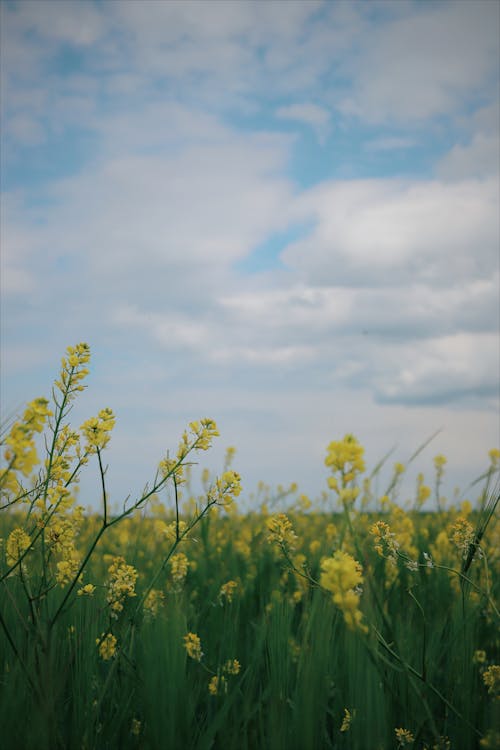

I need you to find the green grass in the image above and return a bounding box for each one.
[1,504,499,750]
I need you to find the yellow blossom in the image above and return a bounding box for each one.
[325,434,365,478]
[183,632,203,661]
[488,448,500,468]
[5,528,31,568]
[223,659,241,675]
[267,514,298,554]
[106,556,138,617]
[320,551,367,632]
[218,580,238,604]
[340,708,353,732]
[143,588,165,618]
[170,552,189,591]
[130,718,141,736]
[208,675,226,695]
[97,633,117,661]
[78,583,96,597]
[80,408,115,452]
[214,470,242,507]
[395,727,415,746]
[473,650,487,664]
[480,730,500,749]
[370,521,399,563]
[483,665,500,698]
[449,516,477,560]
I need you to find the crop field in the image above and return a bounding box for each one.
[1,344,499,750]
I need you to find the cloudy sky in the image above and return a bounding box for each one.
[1,0,499,509]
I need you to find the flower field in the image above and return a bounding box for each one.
[1,345,499,750]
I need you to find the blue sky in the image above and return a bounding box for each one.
[1,0,499,510]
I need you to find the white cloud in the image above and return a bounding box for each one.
[339,1,499,123]
[283,177,499,286]
[436,133,500,181]
[375,333,500,406]
[5,0,105,47]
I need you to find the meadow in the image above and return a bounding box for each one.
[1,344,499,750]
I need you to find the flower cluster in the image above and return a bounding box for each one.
[483,665,500,698]
[320,550,367,632]
[183,632,203,661]
[434,454,447,478]
[416,472,431,508]
[1,397,52,493]
[370,521,400,564]
[80,407,115,452]
[55,343,90,399]
[5,527,31,570]
[208,659,241,696]
[395,727,415,747]
[218,579,238,604]
[449,516,477,560]
[169,552,189,592]
[267,514,298,555]
[325,434,365,485]
[159,419,220,484]
[213,470,242,508]
[96,632,117,661]
[340,708,353,732]
[143,588,165,619]
[78,583,96,597]
[106,556,138,618]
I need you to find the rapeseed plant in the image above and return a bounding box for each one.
[395,727,415,746]
[183,632,203,661]
[320,550,367,632]
[483,665,500,698]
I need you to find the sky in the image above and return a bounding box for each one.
[1,0,499,511]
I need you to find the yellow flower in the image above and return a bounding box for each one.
[483,665,500,698]
[55,343,90,398]
[340,708,353,732]
[208,675,226,695]
[267,514,298,554]
[325,434,365,478]
[130,718,141,736]
[320,551,367,632]
[144,588,165,618]
[488,448,500,468]
[480,730,500,749]
[395,727,415,746]
[183,632,203,661]
[170,552,189,591]
[106,556,138,617]
[2,397,52,483]
[223,659,241,675]
[218,580,238,604]
[97,633,117,661]
[434,454,447,476]
[78,583,96,597]
[370,521,399,562]
[214,470,242,507]
[449,517,476,560]
[6,528,31,568]
[80,407,115,452]
[473,650,487,664]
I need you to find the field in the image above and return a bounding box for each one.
[1,344,499,750]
